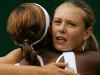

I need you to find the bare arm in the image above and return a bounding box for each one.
[0,48,23,64]
[0,49,79,75]
[0,63,41,75]
[43,63,80,75]
[0,63,79,75]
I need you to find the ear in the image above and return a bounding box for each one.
[84,26,92,40]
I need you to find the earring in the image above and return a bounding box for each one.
[82,41,87,51]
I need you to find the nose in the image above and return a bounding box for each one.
[59,23,66,33]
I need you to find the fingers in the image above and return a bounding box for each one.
[54,62,80,75]
[44,63,80,75]
[54,62,68,69]
[65,67,80,75]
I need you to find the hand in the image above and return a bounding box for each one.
[55,62,80,75]
[41,63,80,75]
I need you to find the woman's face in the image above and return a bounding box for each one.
[52,3,91,51]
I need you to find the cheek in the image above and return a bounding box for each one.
[69,30,84,44]
[51,25,57,35]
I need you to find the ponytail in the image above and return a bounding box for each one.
[86,33,99,51]
[21,42,40,65]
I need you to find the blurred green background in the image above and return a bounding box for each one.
[0,0,100,56]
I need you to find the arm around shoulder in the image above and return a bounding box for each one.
[0,48,23,64]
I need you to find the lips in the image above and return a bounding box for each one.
[55,36,67,43]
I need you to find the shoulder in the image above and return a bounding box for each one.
[88,51,100,63]
[76,51,100,58]
[76,51,100,73]
[86,51,100,59]
[84,51,100,73]
[76,51,100,67]
[76,51,100,66]
[77,51,100,62]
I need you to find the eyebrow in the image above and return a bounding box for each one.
[53,17,78,24]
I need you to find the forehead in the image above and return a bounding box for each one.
[54,3,86,19]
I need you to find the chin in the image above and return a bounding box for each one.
[55,46,63,51]
[56,46,73,52]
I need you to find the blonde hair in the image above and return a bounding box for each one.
[54,0,99,51]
